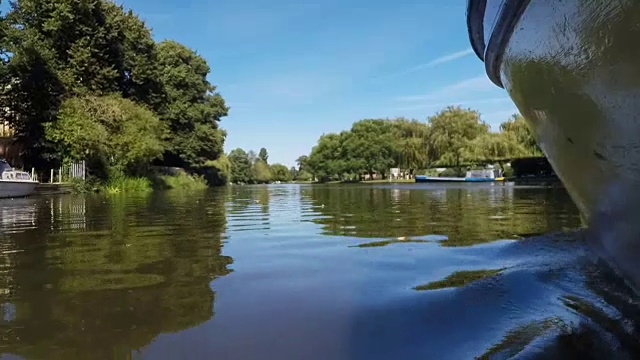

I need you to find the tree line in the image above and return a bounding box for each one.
[0,0,229,185]
[296,106,542,182]
[226,147,302,184]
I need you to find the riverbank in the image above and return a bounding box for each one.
[289,179,416,185]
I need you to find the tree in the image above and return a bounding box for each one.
[499,114,543,156]
[258,148,268,164]
[0,0,233,186]
[228,148,252,184]
[270,163,290,182]
[345,119,398,178]
[45,95,167,178]
[428,106,488,170]
[296,155,309,172]
[288,166,298,181]
[252,160,272,183]
[391,118,431,171]
[204,154,231,186]
[465,132,527,162]
[307,132,351,181]
[155,40,228,170]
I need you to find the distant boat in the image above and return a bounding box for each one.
[0,159,38,198]
[415,169,505,183]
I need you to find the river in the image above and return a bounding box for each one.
[1,183,639,359]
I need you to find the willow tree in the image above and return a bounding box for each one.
[466,132,527,162]
[499,114,543,156]
[428,106,489,170]
[391,118,431,171]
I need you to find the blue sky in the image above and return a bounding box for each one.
[129,0,518,167]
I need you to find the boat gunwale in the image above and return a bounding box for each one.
[466,0,531,88]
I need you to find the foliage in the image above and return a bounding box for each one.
[0,0,229,186]
[203,154,231,186]
[270,163,291,182]
[258,148,269,164]
[228,148,253,184]
[45,95,167,179]
[158,173,208,190]
[155,40,228,171]
[300,107,542,181]
[500,114,543,156]
[295,170,313,181]
[428,106,488,169]
[103,175,152,194]
[252,160,272,184]
[296,155,309,172]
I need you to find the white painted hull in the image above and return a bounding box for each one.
[487,0,640,288]
[0,180,38,198]
[497,0,640,222]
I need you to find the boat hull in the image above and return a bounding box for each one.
[481,0,640,288]
[415,176,504,183]
[494,0,640,223]
[0,181,38,198]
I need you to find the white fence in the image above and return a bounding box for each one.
[39,160,86,183]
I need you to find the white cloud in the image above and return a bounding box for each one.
[395,75,495,102]
[374,48,474,80]
[418,48,475,68]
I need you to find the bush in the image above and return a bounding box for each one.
[158,173,208,190]
[103,176,152,194]
[46,95,167,181]
[295,170,313,181]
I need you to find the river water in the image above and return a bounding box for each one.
[1,183,640,359]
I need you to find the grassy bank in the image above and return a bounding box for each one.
[68,171,210,194]
[289,178,416,185]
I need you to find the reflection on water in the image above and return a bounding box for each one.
[303,183,580,246]
[0,190,232,359]
[2,184,640,359]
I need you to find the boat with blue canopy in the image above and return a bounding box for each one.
[415,169,504,183]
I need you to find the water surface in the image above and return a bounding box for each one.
[1,183,639,359]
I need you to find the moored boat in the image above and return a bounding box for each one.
[415,169,504,183]
[0,159,38,198]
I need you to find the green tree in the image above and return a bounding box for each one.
[253,160,272,183]
[296,155,309,172]
[204,154,231,186]
[428,106,489,170]
[288,166,298,181]
[499,114,543,156]
[391,118,431,171]
[466,132,527,162]
[258,148,269,164]
[155,40,228,170]
[345,119,398,178]
[270,163,290,182]
[228,148,252,184]
[45,95,167,178]
[295,170,313,181]
[307,132,350,181]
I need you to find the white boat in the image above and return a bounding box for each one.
[0,159,38,198]
[466,0,640,288]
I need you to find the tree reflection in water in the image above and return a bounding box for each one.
[301,183,581,247]
[0,190,232,359]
